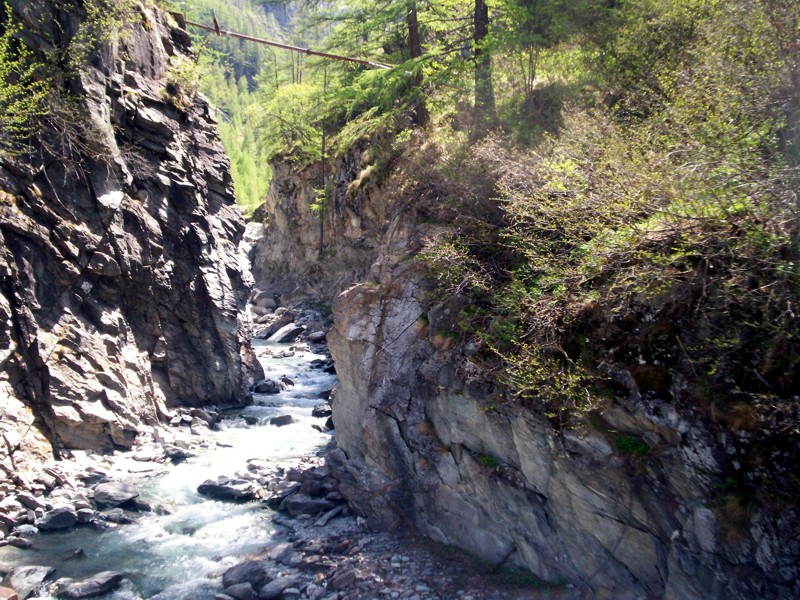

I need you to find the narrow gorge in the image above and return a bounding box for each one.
[1,1,799,599]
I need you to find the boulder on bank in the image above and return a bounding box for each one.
[267,324,304,344]
[197,477,260,502]
[92,482,139,508]
[55,571,123,599]
[34,506,77,531]
[222,560,273,589]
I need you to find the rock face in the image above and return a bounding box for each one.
[0,1,262,470]
[246,139,392,304]
[327,245,800,599]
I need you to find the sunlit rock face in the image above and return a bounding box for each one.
[0,1,261,467]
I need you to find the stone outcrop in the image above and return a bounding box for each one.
[246,138,393,303]
[0,1,262,473]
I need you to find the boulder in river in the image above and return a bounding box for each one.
[92,482,139,508]
[2,565,54,599]
[34,506,77,531]
[311,404,332,418]
[197,477,261,502]
[54,571,124,599]
[269,415,296,427]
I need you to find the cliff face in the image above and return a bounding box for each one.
[254,138,798,597]
[327,232,799,600]
[0,2,261,469]
[248,140,392,304]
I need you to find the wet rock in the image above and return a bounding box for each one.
[54,571,123,599]
[263,481,301,508]
[253,380,281,395]
[269,415,297,427]
[92,482,139,508]
[279,376,294,387]
[12,525,38,537]
[76,508,95,524]
[268,324,305,344]
[198,477,260,502]
[6,536,33,549]
[2,565,54,599]
[34,506,77,531]
[101,508,132,524]
[222,560,273,589]
[258,574,302,600]
[311,404,332,418]
[307,331,326,343]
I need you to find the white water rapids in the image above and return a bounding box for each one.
[0,341,337,599]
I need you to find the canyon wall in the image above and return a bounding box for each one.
[255,140,798,598]
[0,2,261,472]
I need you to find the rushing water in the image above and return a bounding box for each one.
[0,341,337,599]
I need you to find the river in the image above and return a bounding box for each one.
[0,340,337,599]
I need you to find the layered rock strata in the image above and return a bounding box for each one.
[0,2,261,472]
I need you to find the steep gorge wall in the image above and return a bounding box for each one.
[255,138,798,597]
[0,2,261,472]
[327,234,799,599]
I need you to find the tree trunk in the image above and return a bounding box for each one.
[474,0,495,115]
[406,1,429,125]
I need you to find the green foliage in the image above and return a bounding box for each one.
[612,434,651,457]
[311,182,332,222]
[0,4,47,153]
[477,453,499,468]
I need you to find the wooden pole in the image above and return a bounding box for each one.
[181,17,393,71]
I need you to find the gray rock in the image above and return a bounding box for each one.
[307,331,326,343]
[12,525,38,537]
[311,404,332,418]
[35,506,77,530]
[258,575,302,600]
[6,536,33,549]
[280,493,334,518]
[198,477,260,502]
[222,560,273,589]
[101,508,132,524]
[269,415,296,427]
[223,582,255,600]
[76,509,95,524]
[3,565,54,599]
[15,493,46,511]
[55,571,123,599]
[330,568,357,590]
[92,482,139,508]
[253,379,281,395]
[267,324,305,344]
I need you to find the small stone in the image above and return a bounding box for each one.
[15,492,46,511]
[7,536,33,549]
[330,568,357,590]
[222,560,272,589]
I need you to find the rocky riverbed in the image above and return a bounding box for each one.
[0,315,566,600]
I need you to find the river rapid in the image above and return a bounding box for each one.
[0,340,336,599]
